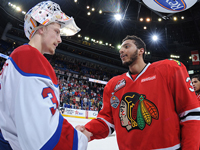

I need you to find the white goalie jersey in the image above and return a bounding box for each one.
[0,44,88,150]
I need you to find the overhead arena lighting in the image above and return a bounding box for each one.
[8,2,26,15]
[152,35,158,41]
[114,14,122,21]
[170,55,180,58]
[146,18,151,22]
[173,17,177,21]
[16,7,21,11]
[22,11,26,14]
[117,45,121,49]
[91,39,95,42]
[84,37,89,41]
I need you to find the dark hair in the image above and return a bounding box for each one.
[122,35,146,59]
[191,74,200,81]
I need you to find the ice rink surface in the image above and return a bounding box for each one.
[65,117,119,150]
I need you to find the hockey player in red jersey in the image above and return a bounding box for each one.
[82,35,200,149]
[0,1,91,150]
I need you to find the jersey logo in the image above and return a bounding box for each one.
[110,92,120,108]
[119,92,159,131]
[141,75,156,83]
[154,0,186,11]
[169,59,181,66]
[114,79,126,92]
[42,87,59,115]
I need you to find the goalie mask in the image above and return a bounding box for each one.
[24,1,80,39]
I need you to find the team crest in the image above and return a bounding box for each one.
[119,92,159,131]
[110,92,120,108]
[169,59,181,66]
[154,0,186,11]
[114,79,126,92]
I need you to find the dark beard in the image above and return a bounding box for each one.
[122,50,138,67]
[196,89,200,94]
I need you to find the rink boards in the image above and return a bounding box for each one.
[62,108,98,119]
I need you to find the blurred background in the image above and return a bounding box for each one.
[0,0,200,111]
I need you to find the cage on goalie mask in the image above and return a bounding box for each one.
[24,1,80,40]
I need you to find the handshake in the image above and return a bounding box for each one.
[75,125,93,141]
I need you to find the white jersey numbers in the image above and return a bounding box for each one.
[186,77,195,92]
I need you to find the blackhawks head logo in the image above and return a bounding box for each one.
[119,92,159,131]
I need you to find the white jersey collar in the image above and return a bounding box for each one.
[126,63,151,82]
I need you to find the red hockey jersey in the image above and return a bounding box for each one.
[197,94,200,101]
[85,59,200,150]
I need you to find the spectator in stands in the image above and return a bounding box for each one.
[59,108,65,114]
[64,102,70,108]
[56,74,104,111]
[0,1,91,150]
[75,102,79,109]
[191,74,200,102]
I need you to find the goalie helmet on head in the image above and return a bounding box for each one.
[24,1,80,40]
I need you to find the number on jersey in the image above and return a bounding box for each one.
[42,87,59,115]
